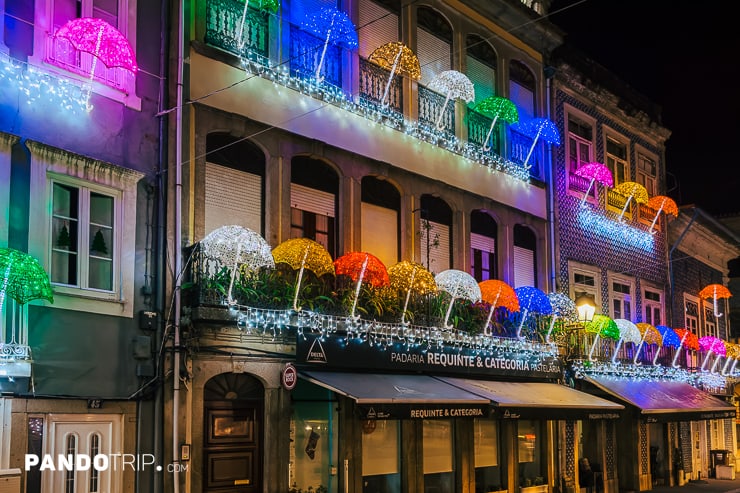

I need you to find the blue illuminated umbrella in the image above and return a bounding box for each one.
[654,325,681,365]
[511,117,560,169]
[300,7,358,82]
[514,286,551,339]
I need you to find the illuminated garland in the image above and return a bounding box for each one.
[571,359,733,389]
[577,206,655,250]
[239,54,531,182]
[0,53,91,113]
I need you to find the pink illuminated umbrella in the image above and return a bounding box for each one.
[574,163,613,207]
[54,18,138,73]
[478,280,519,336]
[699,284,732,318]
[613,181,649,222]
[671,328,699,368]
[334,252,389,319]
[646,195,678,234]
[699,335,726,372]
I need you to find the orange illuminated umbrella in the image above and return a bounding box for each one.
[334,252,389,318]
[633,323,661,364]
[646,195,678,234]
[478,280,519,336]
[699,284,732,318]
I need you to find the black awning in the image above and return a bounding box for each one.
[300,371,491,420]
[583,376,735,422]
[439,377,624,420]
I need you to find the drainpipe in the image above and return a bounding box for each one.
[172,0,184,491]
[545,68,557,292]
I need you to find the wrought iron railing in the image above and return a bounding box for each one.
[509,129,540,178]
[418,84,454,136]
[467,109,500,156]
[205,0,269,61]
[358,57,403,116]
[46,35,134,92]
[606,189,630,218]
[289,27,342,87]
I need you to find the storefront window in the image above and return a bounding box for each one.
[423,419,454,493]
[518,420,545,487]
[290,382,338,493]
[474,418,503,491]
[362,419,401,493]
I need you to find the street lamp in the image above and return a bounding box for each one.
[575,293,596,323]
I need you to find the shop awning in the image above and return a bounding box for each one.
[583,376,735,422]
[300,371,491,420]
[438,377,624,420]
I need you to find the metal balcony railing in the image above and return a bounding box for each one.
[418,84,455,136]
[358,57,403,117]
[205,0,269,61]
[467,108,500,156]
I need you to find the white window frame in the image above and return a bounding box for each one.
[684,293,700,334]
[635,147,658,197]
[603,128,630,187]
[641,285,664,326]
[568,261,601,311]
[702,299,717,338]
[607,272,634,321]
[30,0,141,110]
[564,107,596,200]
[27,140,142,317]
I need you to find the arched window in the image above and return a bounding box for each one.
[291,157,339,258]
[416,7,452,84]
[513,224,536,288]
[467,35,498,152]
[470,210,497,282]
[509,60,539,176]
[205,133,266,236]
[361,177,401,266]
[419,194,452,274]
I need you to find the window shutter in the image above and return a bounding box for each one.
[466,56,495,103]
[291,183,335,217]
[470,233,495,253]
[513,245,535,288]
[361,202,398,267]
[205,162,262,235]
[359,0,399,59]
[421,220,450,274]
[417,29,451,85]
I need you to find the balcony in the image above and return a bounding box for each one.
[201,0,537,185]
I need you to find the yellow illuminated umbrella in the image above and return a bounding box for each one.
[272,238,334,310]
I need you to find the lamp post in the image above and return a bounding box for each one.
[575,293,596,323]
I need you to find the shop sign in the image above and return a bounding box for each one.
[358,404,491,420]
[281,363,297,391]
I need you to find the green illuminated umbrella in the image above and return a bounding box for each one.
[0,247,53,310]
[473,96,519,151]
[585,314,618,361]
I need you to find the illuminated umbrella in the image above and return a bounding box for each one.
[671,328,699,368]
[428,70,475,131]
[434,269,481,329]
[610,319,641,363]
[0,247,54,311]
[473,96,519,152]
[699,335,726,372]
[574,162,613,207]
[369,42,421,108]
[633,322,661,364]
[200,225,275,305]
[272,238,335,310]
[54,17,138,74]
[334,252,389,318]
[721,341,740,375]
[513,286,552,339]
[388,261,436,324]
[479,280,519,336]
[545,292,577,343]
[300,7,358,82]
[699,283,732,318]
[646,195,678,233]
[585,315,619,361]
[235,0,281,51]
[613,181,649,222]
[653,325,680,365]
[511,117,561,169]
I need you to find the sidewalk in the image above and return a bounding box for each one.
[650,478,740,493]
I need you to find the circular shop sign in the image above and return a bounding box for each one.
[282,363,297,391]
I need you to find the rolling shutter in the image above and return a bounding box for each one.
[417,29,451,85]
[291,183,335,217]
[513,245,535,288]
[205,162,262,235]
[359,0,399,59]
[361,202,398,267]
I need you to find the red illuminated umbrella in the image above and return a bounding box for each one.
[671,328,699,368]
[574,163,613,207]
[646,195,678,233]
[334,252,389,318]
[699,284,732,318]
[478,280,519,336]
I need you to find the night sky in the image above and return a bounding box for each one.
[547,1,740,216]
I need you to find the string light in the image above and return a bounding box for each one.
[577,206,655,250]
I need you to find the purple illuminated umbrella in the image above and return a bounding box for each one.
[511,117,561,169]
[301,7,358,82]
[514,286,551,339]
[699,335,726,372]
[611,319,641,363]
[574,162,613,207]
[473,96,519,152]
[54,17,138,74]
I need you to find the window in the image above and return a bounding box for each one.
[684,295,699,334]
[567,116,593,178]
[423,419,454,493]
[518,420,545,484]
[606,137,628,186]
[702,300,717,338]
[362,420,400,492]
[513,225,536,288]
[420,195,452,274]
[32,0,140,108]
[637,153,657,196]
[609,277,633,320]
[643,287,663,326]
[467,36,499,153]
[416,7,452,85]
[27,141,142,317]
[509,61,538,176]
[470,211,497,282]
[361,177,400,268]
[569,262,600,311]
[474,418,502,491]
[291,157,339,259]
[51,181,116,291]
